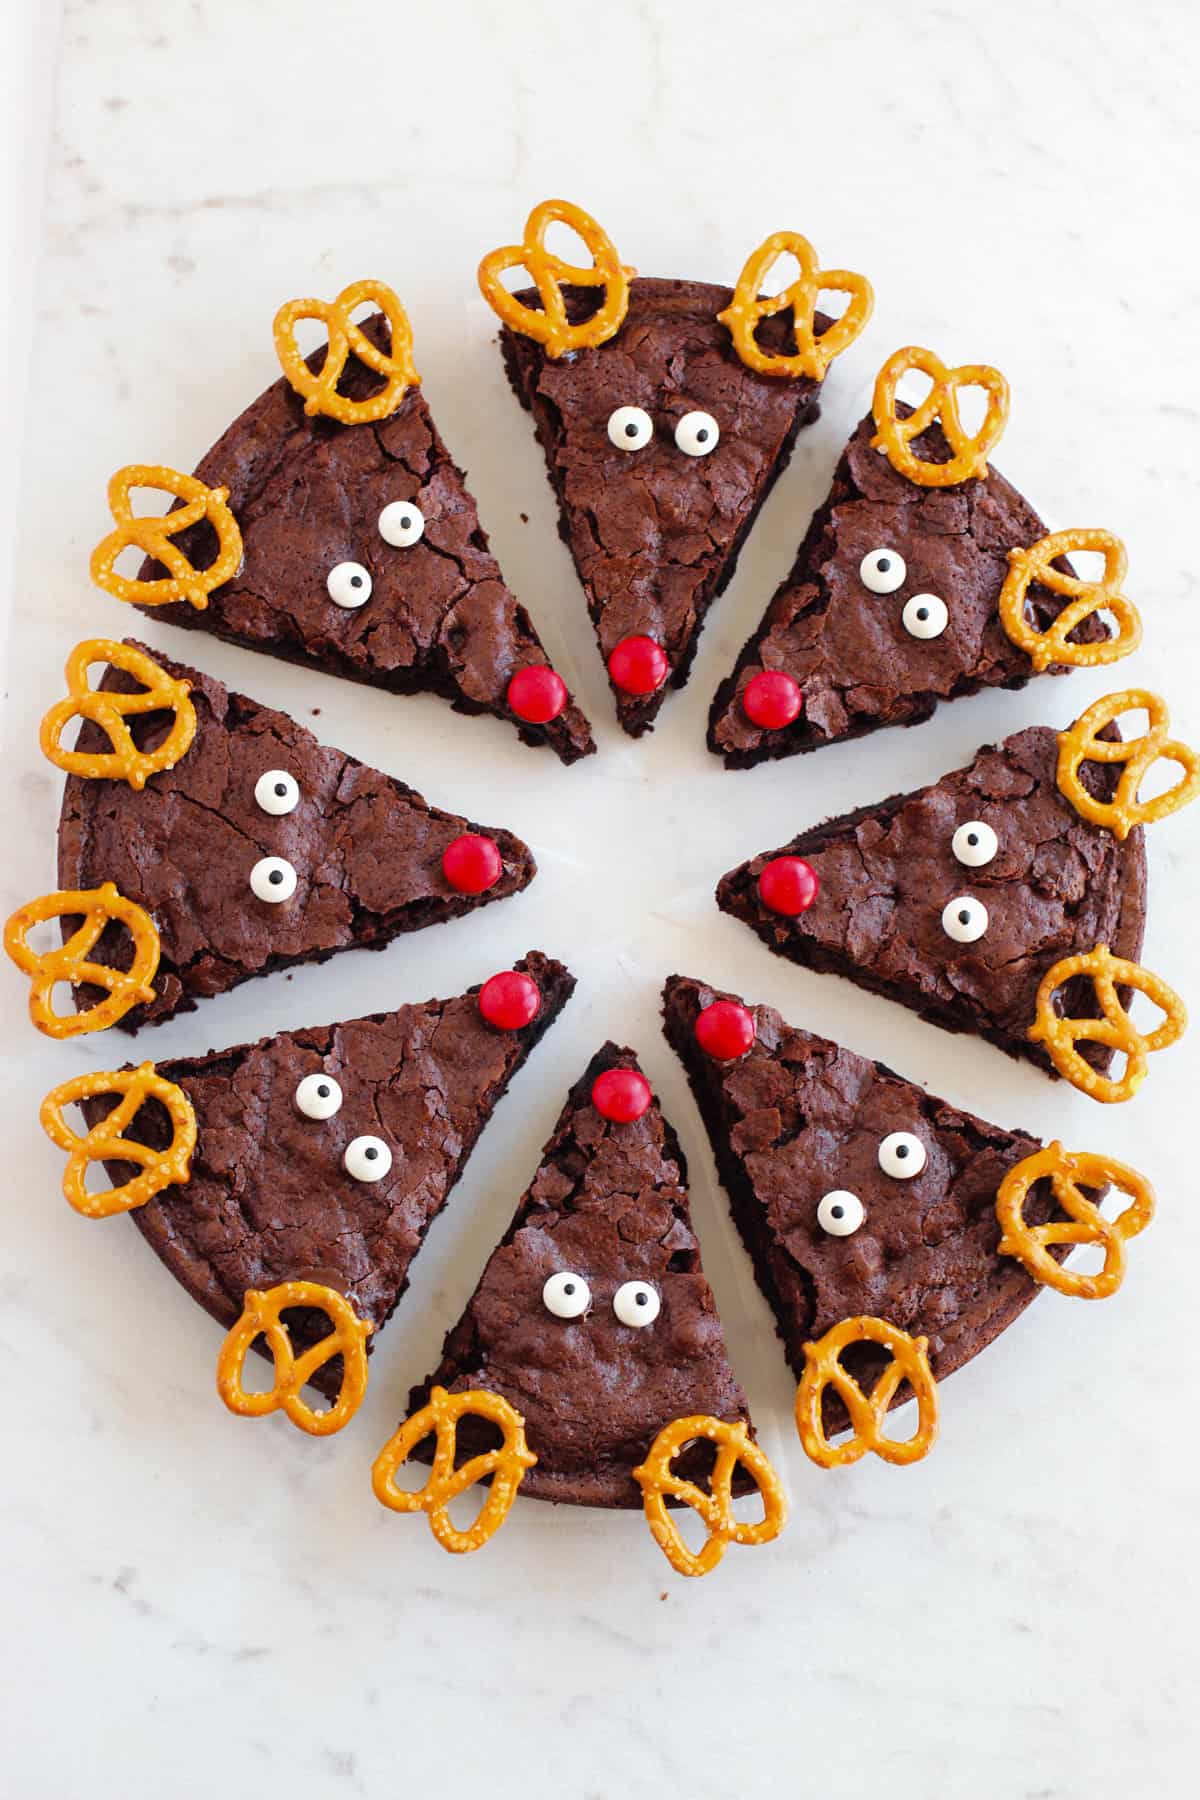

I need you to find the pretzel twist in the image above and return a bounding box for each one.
[998,529,1141,670]
[478,199,634,357]
[4,882,159,1036]
[871,345,1009,486]
[717,230,874,380]
[633,1415,786,1578]
[795,1315,939,1468]
[1056,689,1199,839]
[39,1062,195,1218]
[273,278,418,424]
[217,1281,373,1436]
[90,465,242,610]
[39,639,196,791]
[1028,944,1186,1102]
[372,1386,537,1553]
[996,1142,1155,1299]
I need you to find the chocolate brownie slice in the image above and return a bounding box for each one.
[500,279,828,736]
[662,974,1055,1408]
[86,952,575,1391]
[57,642,541,1030]
[407,1044,750,1507]
[715,725,1146,1076]
[133,317,594,764]
[709,411,1110,766]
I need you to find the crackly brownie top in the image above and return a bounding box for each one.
[412,1043,748,1507]
[717,726,1147,1051]
[136,317,593,763]
[504,278,821,725]
[663,975,1049,1388]
[710,411,1109,762]
[57,642,536,1026]
[93,953,574,1345]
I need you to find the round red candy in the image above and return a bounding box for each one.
[478,971,541,1031]
[742,669,802,730]
[608,635,669,696]
[592,1067,653,1123]
[508,665,568,724]
[694,999,756,1061]
[758,856,819,916]
[442,834,502,894]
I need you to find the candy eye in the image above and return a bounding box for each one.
[343,1135,392,1182]
[378,501,425,548]
[878,1131,927,1179]
[326,560,372,608]
[859,548,906,594]
[674,410,719,457]
[952,820,998,868]
[249,855,297,903]
[902,593,948,639]
[817,1190,864,1236]
[941,895,989,943]
[542,1271,591,1319]
[613,1280,661,1327]
[607,405,653,451]
[294,1073,343,1120]
[254,769,300,817]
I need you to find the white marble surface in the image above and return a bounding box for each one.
[3,2,1199,1794]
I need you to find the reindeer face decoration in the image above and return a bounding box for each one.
[482,200,873,735]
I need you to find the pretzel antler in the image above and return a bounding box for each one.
[478,199,635,357]
[717,230,874,380]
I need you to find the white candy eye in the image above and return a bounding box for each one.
[326,560,372,608]
[343,1135,392,1182]
[378,500,425,548]
[249,855,297,903]
[902,593,948,639]
[952,820,998,867]
[607,405,653,451]
[294,1073,343,1120]
[613,1280,661,1327]
[942,896,989,943]
[254,769,300,816]
[878,1131,927,1179]
[859,548,906,594]
[542,1270,591,1319]
[817,1190,865,1236]
[674,410,719,457]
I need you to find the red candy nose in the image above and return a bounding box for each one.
[742,670,802,729]
[442,834,503,894]
[592,1067,653,1123]
[608,635,669,696]
[478,971,541,1030]
[758,856,819,916]
[694,999,756,1061]
[508,665,568,724]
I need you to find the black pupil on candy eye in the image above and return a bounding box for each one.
[830,1204,844,1219]
[917,607,930,621]
[896,1144,909,1158]
[695,428,709,443]
[317,1085,329,1098]
[635,1291,648,1305]
[876,557,890,572]
[968,833,978,845]
[351,574,363,588]
[365,1146,378,1160]
[625,422,639,438]
[274,783,287,797]
[269,869,283,885]
[958,909,971,925]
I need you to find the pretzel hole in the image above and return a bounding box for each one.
[239,1334,282,1395]
[949,385,990,437]
[542,216,598,269]
[1064,1241,1108,1277]
[894,366,935,409]
[759,251,803,298]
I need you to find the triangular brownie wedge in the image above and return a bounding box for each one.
[708,410,1112,767]
[85,953,575,1388]
[662,974,1052,1398]
[56,640,541,1029]
[126,311,594,764]
[482,205,872,737]
[407,1043,750,1507]
[715,724,1146,1076]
